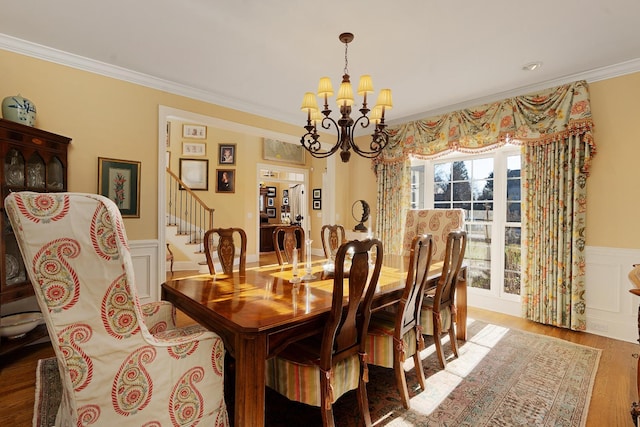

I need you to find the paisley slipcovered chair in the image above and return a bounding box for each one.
[320,224,346,261]
[5,192,228,426]
[266,239,384,427]
[402,209,464,261]
[204,227,247,275]
[421,230,467,369]
[366,234,433,409]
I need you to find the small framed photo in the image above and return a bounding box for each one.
[180,158,209,190]
[283,189,289,198]
[183,124,207,139]
[282,197,289,206]
[313,199,322,210]
[267,197,275,207]
[182,142,206,156]
[219,144,236,165]
[266,207,277,218]
[216,169,235,193]
[98,157,141,218]
[313,188,322,199]
[266,186,276,197]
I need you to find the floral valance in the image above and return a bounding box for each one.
[376,80,596,171]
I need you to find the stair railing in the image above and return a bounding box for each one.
[166,168,214,252]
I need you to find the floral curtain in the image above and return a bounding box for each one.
[375,160,410,256]
[374,80,595,330]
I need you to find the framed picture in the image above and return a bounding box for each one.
[182,142,206,156]
[183,124,207,139]
[216,169,235,193]
[313,188,322,199]
[267,197,275,207]
[219,144,236,165]
[313,199,322,210]
[266,186,276,197]
[179,159,209,190]
[263,138,305,165]
[283,189,289,198]
[282,197,289,206]
[98,157,141,218]
[266,207,276,218]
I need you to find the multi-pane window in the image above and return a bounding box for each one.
[412,148,522,300]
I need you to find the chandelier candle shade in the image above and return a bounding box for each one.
[300,32,392,162]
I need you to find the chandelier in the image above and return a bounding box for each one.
[300,32,392,163]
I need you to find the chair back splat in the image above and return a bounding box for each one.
[266,238,383,427]
[367,234,433,409]
[5,192,229,426]
[204,227,247,275]
[321,224,346,261]
[273,225,304,265]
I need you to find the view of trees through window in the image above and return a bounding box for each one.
[412,151,521,298]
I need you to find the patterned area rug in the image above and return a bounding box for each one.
[35,320,600,426]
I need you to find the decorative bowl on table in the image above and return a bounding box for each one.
[0,311,44,339]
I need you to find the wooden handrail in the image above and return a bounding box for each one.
[166,168,215,249]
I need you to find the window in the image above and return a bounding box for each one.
[412,147,521,302]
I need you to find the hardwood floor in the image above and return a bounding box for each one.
[1,261,638,426]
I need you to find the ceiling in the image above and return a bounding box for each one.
[2,0,640,128]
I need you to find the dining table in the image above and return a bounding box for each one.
[161,255,467,427]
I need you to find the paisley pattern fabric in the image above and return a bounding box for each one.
[4,192,228,426]
[33,238,81,312]
[402,209,464,261]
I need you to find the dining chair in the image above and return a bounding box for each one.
[204,227,247,275]
[366,234,433,409]
[273,225,304,265]
[321,224,346,261]
[421,229,467,368]
[5,192,229,426]
[402,209,464,262]
[266,238,384,427]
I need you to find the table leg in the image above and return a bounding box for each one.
[456,267,468,341]
[234,333,267,427]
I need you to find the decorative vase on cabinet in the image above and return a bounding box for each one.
[0,118,71,357]
[2,95,37,127]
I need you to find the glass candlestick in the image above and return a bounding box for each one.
[290,248,301,284]
[302,238,316,281]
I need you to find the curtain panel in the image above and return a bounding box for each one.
[374,80,595,331]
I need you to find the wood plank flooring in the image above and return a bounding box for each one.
[1,262,637,426]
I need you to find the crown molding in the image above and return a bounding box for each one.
[2,33,640,127]
[0,33,296,125]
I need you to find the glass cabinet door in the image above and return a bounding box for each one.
[47,157,64,190]
[27,154,46,189]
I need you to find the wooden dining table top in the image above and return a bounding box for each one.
[162,255,439,333]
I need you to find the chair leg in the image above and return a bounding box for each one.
[394,348,411,409]
[433,312,447,369]
[412,350,426,392]
[356,374,372,427]
[320,373,336,427]
[448,320,459,358]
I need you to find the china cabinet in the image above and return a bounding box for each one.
[0,118,71,356]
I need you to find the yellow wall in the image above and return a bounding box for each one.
[2,47,639,251]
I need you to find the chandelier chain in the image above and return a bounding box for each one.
[344,41,349,76]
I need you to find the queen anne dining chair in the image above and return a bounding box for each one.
[266,238,384,427]
[421,229,467,368]
[366,234,433,409]
[204,227,247,275]
[402,209,464,262]
[321,224,346,261]
[5,192,229,426]
[273,225,304,265]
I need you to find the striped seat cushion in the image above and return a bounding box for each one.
[265,353,361,407]
[366,311,417,368]
[420,301,452,335]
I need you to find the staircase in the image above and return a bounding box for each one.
[165,168,214,272]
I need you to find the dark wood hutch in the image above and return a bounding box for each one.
[0,118,71,357]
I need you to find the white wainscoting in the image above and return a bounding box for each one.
[129,240,160,303]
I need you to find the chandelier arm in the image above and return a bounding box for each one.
[346,115,389,157]
[300,116,344,159]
